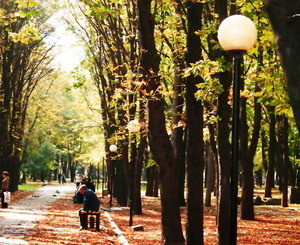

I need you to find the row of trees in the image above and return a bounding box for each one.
[0,0,58,190]
[0,0,103,190]
[2,0,300,245]
[66,0,300,244]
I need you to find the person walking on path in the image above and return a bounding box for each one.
[57,173,62,184]
[78,184,100,230]
[60,173,66,184]
[1,171,10,208]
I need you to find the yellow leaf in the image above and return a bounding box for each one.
[16,0,40,8]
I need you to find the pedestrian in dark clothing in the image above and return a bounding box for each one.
[61,173,66,184]
[85,178,96,192]
[78,184,100,230]
[1,171,10,208]
[57,173,62,184]
[73,183,84,204]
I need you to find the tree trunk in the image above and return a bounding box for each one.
[208,123,219,205]
[217,67,232,245]
[171,86,186,206]
[145,164,155,197]
[205,144,215,207]
[153,166,160,197]
[176,135,186,207]
[265,106,276,198]
[133,133,147,214]
[135,0,185,243]
[115,159,128,207]
[264,1,300,133]
[0,31,14,189]
[213,1,233,243]
[241,156,255,219]
[169,2,187,207]
[240,75,262,220]
[279,116,289,207]
[185,2,205,244]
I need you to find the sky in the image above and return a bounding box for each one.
[47,8,85,72]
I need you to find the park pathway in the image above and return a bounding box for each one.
[0,183,76,244]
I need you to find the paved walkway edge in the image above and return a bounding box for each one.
[103,211,130,245]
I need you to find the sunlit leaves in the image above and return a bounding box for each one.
[182,59,225,102]
[80,0,119,22]
[0,0,43,45]
[183,59,227,79]
[16,0,40,8]
[9,21,41,44]
[0,8,5,18]
[145,159,157,168]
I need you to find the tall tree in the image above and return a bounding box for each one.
[277,115,289,207]
[263,1,300,133]
[135,0,185,244]
[264,106,276,197]
[0,0,55,190]
[69,0,141,206]
[185,1,205,244]
[215,1,233,243]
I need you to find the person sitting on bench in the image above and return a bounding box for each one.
[78,184,100,230]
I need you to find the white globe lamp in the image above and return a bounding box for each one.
[127,120,141,133]
[218,15,257,52]
[109,144,117,152]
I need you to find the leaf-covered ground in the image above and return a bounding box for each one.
[107,195,300,244]
[11,187,300,244]
[23,192,117,245]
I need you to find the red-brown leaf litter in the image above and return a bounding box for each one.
[6,186,300,244]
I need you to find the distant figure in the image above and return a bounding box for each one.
[61,173,66,184]
[78,184,100,230]
[1,171,10,208]
[57,173,62,184]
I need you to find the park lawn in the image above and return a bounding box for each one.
[18,183,41,191]
[9,183,41,204]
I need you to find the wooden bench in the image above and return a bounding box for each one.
[82,211,101,231]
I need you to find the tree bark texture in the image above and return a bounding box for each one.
[213,1,234,244]
[115,159,128,207]
[185,2,205,245]
[205,145,216,207]
[135,0,185,244]
[265,106,276,198]
[145,164,155,197]
[264,0,300,133]
[0,25,38,190]
[170,67,186,207]
[133,133,147,214]
[240,73,262,220]
[278,116,289,207]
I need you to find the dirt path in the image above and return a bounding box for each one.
[0,183,125,245]
[0,183,77,244]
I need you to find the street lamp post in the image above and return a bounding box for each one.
[218,15,257,245]
[109,144,117,207]
[127,120,141,226]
